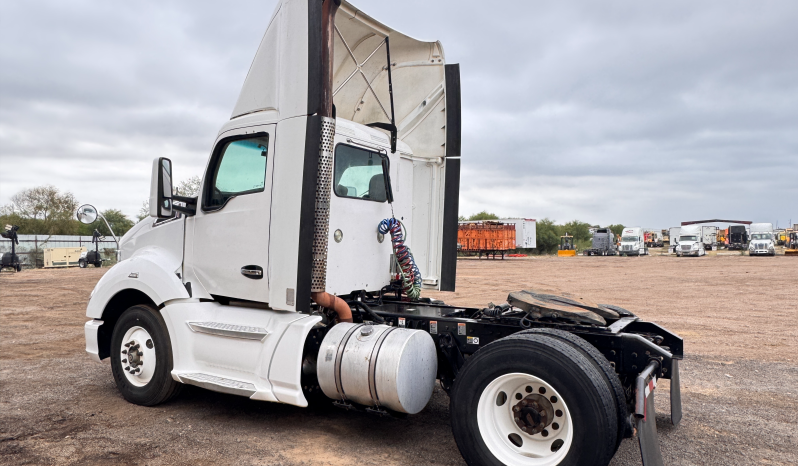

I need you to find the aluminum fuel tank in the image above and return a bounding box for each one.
[317,322,437,414]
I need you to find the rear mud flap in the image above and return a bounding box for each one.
[670,359,682,426]
[635,360,665,466]
[636,394,664,466]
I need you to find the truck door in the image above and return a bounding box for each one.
[185,125,275,303]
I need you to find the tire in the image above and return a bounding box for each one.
[78,259,87,268]
[450,333,618,466]
[93,262,101,267]
[110,305,181,406]
[518,329,631,450]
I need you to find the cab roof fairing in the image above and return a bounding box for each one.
[333,1,448,160]
[230,0,449,161]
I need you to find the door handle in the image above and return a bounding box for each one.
[241,265,263,279]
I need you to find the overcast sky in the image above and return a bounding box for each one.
[1,0,796,229]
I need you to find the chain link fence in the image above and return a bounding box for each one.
[0,235,118,269]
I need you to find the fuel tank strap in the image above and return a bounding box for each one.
[367,326,398,407]
[333,323,364,401]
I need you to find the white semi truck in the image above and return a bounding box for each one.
[748,223,776,256]
[676,225,706,257]
[619,227,648,256]
[81,2,682,465]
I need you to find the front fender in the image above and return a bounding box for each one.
[87,246,188,319]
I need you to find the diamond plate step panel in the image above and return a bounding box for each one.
[187,321,269,341]
[179,373,257,397]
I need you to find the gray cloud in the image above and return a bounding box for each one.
[1,0,796,229]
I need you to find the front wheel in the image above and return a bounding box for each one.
[451,334,618,466]
[110,305,181,406]
[78,259,87,268]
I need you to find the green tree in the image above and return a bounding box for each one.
[1,185,80,235]
[468,211,499,221]
[606,224,625,237]
[98,209,134,237]
[535,218,562,254]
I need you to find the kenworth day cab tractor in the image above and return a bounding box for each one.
[83,2,682,465]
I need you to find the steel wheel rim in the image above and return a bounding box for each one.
[477,372,573,466]
[120,326,157,387]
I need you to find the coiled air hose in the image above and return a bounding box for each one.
[378,217,422,300]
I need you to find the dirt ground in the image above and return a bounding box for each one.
[1,254,797,465]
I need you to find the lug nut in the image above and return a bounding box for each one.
[513,406,520,412]
[138,351,143,357]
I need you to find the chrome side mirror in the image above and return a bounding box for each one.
[76,204,98,224]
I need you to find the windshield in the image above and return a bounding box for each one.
[621,236,638,242]
[679,235,697,242]
[751,233,771,240]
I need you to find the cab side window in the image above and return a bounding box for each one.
[333,144,387,202]
[203,135,269,210]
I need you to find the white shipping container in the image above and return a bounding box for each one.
[499,218,537,249]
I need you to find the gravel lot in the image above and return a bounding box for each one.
[2,254,797,465]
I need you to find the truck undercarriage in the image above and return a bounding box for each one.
[301,286,682,466]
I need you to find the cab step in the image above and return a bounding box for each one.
[178,373,257,397]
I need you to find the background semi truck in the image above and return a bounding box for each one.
[583,228,617,256]
[619,227,648,256]
[676,225,706,257]
[728,225,748,250]
[80,2,682,465]
[749,223,775,256]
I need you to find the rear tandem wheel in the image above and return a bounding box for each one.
[450,333,618,466]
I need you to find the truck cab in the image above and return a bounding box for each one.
[676,225,705,257]
[748,223,775,256]
[619,227,647,256]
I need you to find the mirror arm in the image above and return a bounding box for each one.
[95,212,119,247]
[172,195,197,216]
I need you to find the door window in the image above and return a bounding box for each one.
[204,135,269,210]
[333,144,387,202]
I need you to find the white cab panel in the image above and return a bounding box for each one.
[268,116,309,311]
[87,223,189,318]
[325,125,414,295]
[187,124,275,303]
[161,301,319,407]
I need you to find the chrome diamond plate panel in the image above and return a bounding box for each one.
[187,321,269,341]
[179,373,257,397]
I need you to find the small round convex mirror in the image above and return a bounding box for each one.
[76,204,98,224]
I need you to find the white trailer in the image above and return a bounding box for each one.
[701,226,718,251]
[669,227,681,253]
[499,218,536,249]
[81,2,681,465]
[749,223,775,256]
[676,225,706,257]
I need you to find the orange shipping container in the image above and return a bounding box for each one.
[458,223,516,252]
